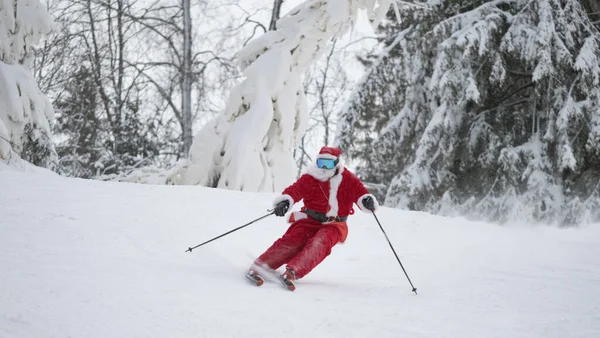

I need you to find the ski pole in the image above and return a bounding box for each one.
[186,210,275,253]
[371,210,418,295]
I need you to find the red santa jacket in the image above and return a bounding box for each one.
[273,166,379,220]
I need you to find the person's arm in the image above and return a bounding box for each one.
[272,174,312,215]
[350,173,379,212]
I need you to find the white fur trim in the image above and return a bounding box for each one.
[357,193,379,213]
[326,172,343,217]
[304,164,346,217]
[273,194,294,208]
[317,153,338,160]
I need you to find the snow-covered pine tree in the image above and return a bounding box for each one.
[0,0,56,168]
[52,65,101,178]
[337,0,600,225]
[167,0,395,192]
[336,4,445,202]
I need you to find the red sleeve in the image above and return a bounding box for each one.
[349,171,370,203]
[281,174,313,203]
[346,170,379,212]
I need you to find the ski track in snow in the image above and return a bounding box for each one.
[1,168,599,338]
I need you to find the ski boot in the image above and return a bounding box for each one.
[245,268,265,286]
[280,267,296,291]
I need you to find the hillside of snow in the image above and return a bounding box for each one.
[1,167,599,338]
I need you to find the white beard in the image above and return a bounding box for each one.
[305,164,336,182]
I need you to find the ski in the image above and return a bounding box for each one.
[245,270,265,286]
[246,264,296,291]
[278,274,296,291]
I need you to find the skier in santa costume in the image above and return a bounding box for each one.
[247,146,379,290]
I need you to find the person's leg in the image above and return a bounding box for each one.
[253,220,319,271]
[285,225,342,279]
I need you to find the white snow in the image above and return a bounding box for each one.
[1,169,600,337]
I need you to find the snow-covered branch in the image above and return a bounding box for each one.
[1,0,56,168]
[168,0,393,191]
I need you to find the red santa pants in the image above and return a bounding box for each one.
[254,218,347,279]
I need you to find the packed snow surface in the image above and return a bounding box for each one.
[1,167,599,337]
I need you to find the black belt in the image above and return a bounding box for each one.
[305,209,347,223]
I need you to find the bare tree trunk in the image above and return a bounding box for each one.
[116,0,126,147]
[86,0,114,131]
[182,0,193,156]
[316,39,342,146]
[117,0,125,122]
[269,0,284,30]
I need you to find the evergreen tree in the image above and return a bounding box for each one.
[53,63,163,178]
[337,0,600,225]
[53,65,102,177]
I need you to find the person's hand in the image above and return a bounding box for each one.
[362,196,375,210]
[274,200,290,217]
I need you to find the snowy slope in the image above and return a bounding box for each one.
[1,168,599,338]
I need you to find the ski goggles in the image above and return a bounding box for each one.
[316,158,338,170]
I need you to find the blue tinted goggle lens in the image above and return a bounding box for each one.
[316,158,336,169]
